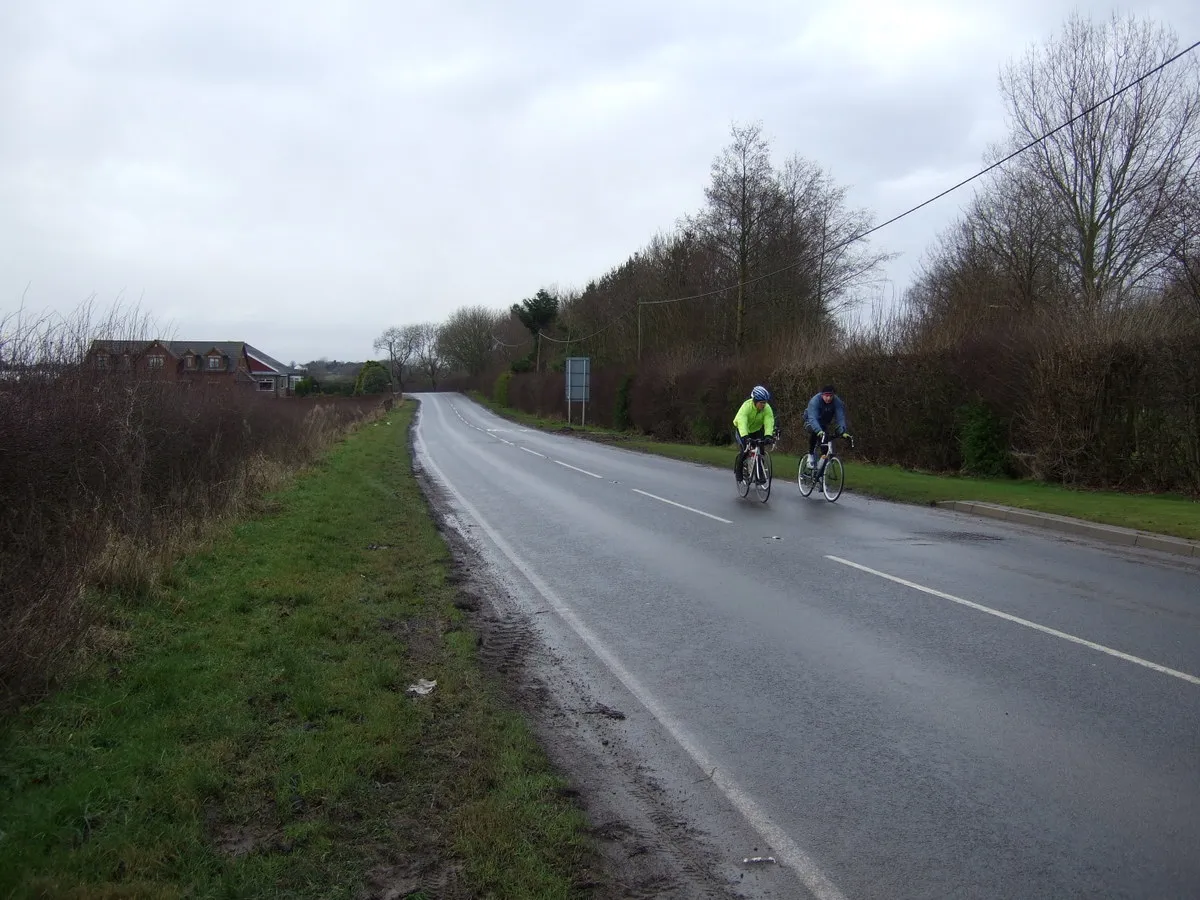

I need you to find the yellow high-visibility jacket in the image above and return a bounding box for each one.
[732,398,775,438]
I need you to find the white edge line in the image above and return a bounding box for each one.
[520,446,547,458]
[413,404,846,900]
[554,459,603,478]
[826,555,1200,686]
[631,488,733,524]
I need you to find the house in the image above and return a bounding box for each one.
[85,340,305,396]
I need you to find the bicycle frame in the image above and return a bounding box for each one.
[743,438,772,482]
[746,442,763,481]
[814,436,836,476]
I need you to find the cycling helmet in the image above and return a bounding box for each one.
[751,385,771,402]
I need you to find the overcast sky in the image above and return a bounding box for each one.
[2,1,1198,365]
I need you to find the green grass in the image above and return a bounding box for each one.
[0,401,598,899]
[470,393,1200,542]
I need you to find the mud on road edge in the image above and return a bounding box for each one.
[409,438,767,899]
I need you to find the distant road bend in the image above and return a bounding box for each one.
[412,391,1200,900]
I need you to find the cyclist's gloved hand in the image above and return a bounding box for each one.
[817,430,826,441]
[842,431,852,440]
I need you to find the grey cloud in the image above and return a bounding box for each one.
[2,0,1199,364]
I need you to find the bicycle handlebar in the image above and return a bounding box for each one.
[817,433,855,449]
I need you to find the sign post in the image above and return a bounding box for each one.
[564,357,590,426]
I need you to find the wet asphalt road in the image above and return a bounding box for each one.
[411,392,1200,900]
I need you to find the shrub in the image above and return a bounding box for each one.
[0,305,382,715]
[614,373,634,431]
[354,360,391,395]
[493,371,512,407]
[955,399,1012,477]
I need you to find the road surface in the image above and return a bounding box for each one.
[411,392,1200,900]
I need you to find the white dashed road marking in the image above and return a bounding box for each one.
[827,555,1200,686]
[631,489,733,525]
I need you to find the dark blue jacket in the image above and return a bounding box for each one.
[804,393,847,433]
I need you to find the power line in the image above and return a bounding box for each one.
[538,308,634,344]
[632,36,1200,308]
[490,332,526,349]
[517,35,1198,350]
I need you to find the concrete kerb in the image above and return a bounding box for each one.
[934,500,1200,559]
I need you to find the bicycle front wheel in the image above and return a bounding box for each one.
[756,452,772,503]
[822,457,844,501]
[797,455,815,497]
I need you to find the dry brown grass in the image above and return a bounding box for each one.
[0,303,387,716]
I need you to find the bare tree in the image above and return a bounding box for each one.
[695,120,783,354]
[773,153,895,321]
[998,10,1200,311]
[437,305,500,376]
[488,312,531,367]
[412,322,444,389]
[968,159,1070,312]
[900,216,1008,347]
[372,325,422,393]
[1164,175,1200,319]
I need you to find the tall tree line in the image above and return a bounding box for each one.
[378,9,1199,383]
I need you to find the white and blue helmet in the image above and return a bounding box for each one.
[751,385,771,403]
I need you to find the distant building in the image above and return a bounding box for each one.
[85,340,305,396]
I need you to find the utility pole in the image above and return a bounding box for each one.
[637,300,643,362]
[816,201,828,311]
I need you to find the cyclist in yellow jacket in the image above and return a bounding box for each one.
[732,385,777,483]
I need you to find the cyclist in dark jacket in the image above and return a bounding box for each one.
[804,384,851,469]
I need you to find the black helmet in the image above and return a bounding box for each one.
[820,384,836,395]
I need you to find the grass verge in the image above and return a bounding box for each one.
[468,392,1200,542]
[0,399,598,899]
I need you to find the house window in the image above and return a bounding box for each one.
[148,355,164,368]
[95,355,108,368]
[207,356,223,370]
[184,356,196,370]
[258,379,274,392]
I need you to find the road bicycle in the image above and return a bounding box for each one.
[736,435,775,503]
[798,433,854,502]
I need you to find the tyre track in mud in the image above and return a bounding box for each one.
[414,452,786,899]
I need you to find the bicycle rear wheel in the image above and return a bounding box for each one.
[756,452,772,503]
[822,457,844,501]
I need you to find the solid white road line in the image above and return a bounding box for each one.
[827,555,1200,686]
[413,406,846,900]
[631,488,733,525]
[554,460,603,479]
